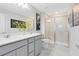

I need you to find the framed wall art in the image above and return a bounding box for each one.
[36,13,41,30]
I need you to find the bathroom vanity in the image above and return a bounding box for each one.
[0,33,42,56]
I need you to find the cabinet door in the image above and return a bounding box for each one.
[29,42,34,54]
[35,40,42,56]
[4,51,16,56]
[16,45,27,56]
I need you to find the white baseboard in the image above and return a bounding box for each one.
[55,41,68,47]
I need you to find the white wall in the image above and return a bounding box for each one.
[0,13,5,33]
[40,14,45,35]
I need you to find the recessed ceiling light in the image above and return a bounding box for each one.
[46,19,51,22]
[17,3,29,9]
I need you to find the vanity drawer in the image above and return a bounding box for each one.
[28,38,34,43]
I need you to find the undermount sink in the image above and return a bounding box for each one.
[9,35,22,38]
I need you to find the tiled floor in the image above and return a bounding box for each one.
[40,41,70,56]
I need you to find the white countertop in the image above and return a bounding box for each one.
[0,33,41,46]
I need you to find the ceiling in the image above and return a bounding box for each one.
[0,3,74,17]
[30,3,74,15]
[0,3,34,17]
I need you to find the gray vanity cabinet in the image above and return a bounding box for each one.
[0,34,42,56]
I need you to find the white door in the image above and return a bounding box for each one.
[54,16,69,46]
